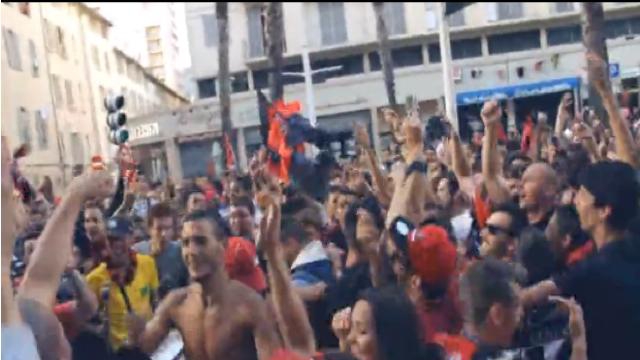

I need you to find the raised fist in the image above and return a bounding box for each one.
[70,170,115,200]
[481,100,502,126]
[331,307,352,342]
[354,123,371,149]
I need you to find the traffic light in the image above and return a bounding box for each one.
[104,94,129,145]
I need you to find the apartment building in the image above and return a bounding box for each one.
[1,2,189,190]
[125,2,640,182]
[1,2,63,189]
[89,2,187,95]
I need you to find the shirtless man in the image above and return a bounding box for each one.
[129,209,281,359]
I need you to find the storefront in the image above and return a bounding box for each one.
[456,77,581,139]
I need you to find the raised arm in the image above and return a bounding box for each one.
[19,171,114,307]
[355,123,391,207]
[2,136,24,325]
[555,93,573,137]
[386,118,434,227]
[481,101,511,205]
[260,189,316,356]
[588,52,640,169]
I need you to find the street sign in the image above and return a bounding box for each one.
[610,63,620,79]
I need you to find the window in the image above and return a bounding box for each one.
[252,69,269,90]
[35,110,48,150]
[57,26,67,59]
[452,38,482,59]
[51,75,64,107]
[150,53,163,67]
[18,107,31,146]
[28,39,38,77]
[92,46,100,70]
[370,46,423,70]
[104,53,110,73]
[319,3,347,46]
[426,6,438,30]
[202,13,218,47]
[312,54,364,80]
[427,43,441,63]
[497,3,523,20]
[197,77,217,98]
[65,80,74,110]
[554,3,575,13]
[488,30,541,55]
[383,3,406,36]
[547,25,582,46]
[247,6,265,58]
[2,27,22,71]
[148,39,162,52]
[231,72,249,93]
[605,17,640,39]
[146,25,161,40]
[448,9,466,27]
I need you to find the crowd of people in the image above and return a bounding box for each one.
[2,52,639,360]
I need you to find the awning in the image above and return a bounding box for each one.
[456,77,581,105]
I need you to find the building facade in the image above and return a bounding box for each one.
[1,2,188,192]
[89,2,188,96]
[125,2,640,183]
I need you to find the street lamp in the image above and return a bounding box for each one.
[282,46,343,127]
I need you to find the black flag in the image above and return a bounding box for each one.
[257,89,270,146]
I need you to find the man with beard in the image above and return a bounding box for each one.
[128,209,281,359]
[479,203,527,261]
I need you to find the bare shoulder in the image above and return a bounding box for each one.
[227,281,267,314]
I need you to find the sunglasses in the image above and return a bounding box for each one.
[486,224,513,237]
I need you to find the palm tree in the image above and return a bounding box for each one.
[216,2,237,169]
[581,2,610,123]
[265,2,284,101]
[373,2,397,108]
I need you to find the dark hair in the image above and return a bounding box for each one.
[344,196,384,249]
[38,176,54,204]
[233,174,254,194]
[578,161,640,230]
[554,205,589,249]
[516,228,557,285]
[564,143,591,188]
[230,195,255,216]
[148,202,175,227]
[358,286,424,360]
[491,202,527,237]
[280,217,309,245]
[504,152,532,179]
[183,208,230,240]
[460,259,518,327]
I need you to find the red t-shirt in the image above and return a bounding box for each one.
[417,278,464,343]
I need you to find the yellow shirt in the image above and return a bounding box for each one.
[87,254,159,350]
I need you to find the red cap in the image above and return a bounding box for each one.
[224,237,267,293]
[408,225,457,286]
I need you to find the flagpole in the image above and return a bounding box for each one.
[438,2,459,133]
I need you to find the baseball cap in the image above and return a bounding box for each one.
[224,236,267,293]
[105,216,134,239]
[408,225,457,286]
